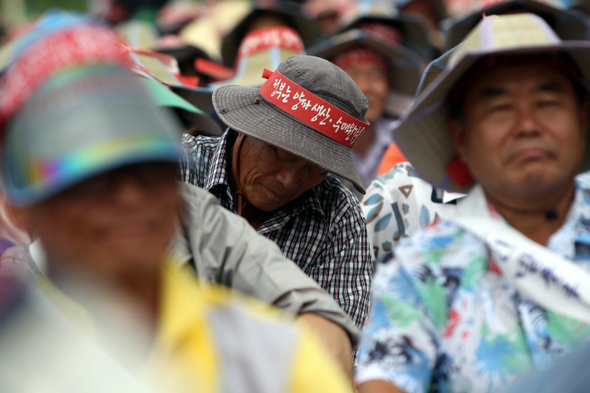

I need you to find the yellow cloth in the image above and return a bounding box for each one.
[40,261,351,393]
[153,264,352,393]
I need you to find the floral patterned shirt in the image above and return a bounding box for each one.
[356,186,590,393]
[362,162,462,263]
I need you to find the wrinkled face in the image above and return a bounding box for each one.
[343,62,389,122]
[14,162,181,280]
[450,62,588,200]
[235,136,328,211]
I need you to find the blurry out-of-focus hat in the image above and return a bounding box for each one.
[220,0,322,67]
[442,0,590,50]
[178,26,306,114]
[337,2,436,61]
[393,0,447,21]
[152,34,234,84]
[155,1,202,35]
[116,19,159,49]
[308,29,423,115]
[0,13,182,206]
[393,13,590,193]
[303,0,356,35]
[213,55,370,193]
[179,0,252,62]
[121,45,223,136]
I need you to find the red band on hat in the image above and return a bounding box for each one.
[236,26,304,65]
[356,21,402,47]
[332,48,388,73]
[259,69,369,147]
[1,25,129,126]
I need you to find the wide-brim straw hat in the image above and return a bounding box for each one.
[212,55,369,194]
[394,13,590,193]
[221,1,322,68]
[122,46,223,136]
[443,0,590,50]
[337,2,435,61]
[307,29,423,109]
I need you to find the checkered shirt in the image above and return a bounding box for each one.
[178,130,374,328]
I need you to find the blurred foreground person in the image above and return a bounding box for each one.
[357,13,590,393]
[0,15,351,393]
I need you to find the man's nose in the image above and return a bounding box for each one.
[276,166,301,190]
[352,74,371,94]
[514,104,541,137]
[109,176,150,205]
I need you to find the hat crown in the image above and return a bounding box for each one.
[276,55,368,121]
[449,13,561,68]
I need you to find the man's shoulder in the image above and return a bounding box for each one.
[181,183,221,211]
[316,175,365,220]
[181,133,222,149]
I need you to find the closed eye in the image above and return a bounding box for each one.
[490,104,512,112]
[537,100,559,108]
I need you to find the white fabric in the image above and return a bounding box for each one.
[450,184,590,324]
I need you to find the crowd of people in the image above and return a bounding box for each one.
[2,0,590,392]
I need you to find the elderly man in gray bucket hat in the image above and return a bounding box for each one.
[179,54,374,370]
[356,13,590,393]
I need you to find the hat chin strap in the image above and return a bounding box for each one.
[232,134,249,217]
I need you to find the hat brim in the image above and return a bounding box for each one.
[308,29,423,97]
[395,42,590,193]
[140,77,223,136]
[340,13,435,61]
[443,0,590,50]
[213,84,365,194]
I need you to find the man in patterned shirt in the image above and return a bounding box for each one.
[357,13,590,393]
[179,55,374,364]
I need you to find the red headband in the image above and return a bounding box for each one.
[236,26,304,65]
[356,21,402,47]
[259,68,369,147]
[332,47,388,73]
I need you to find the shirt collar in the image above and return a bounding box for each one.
[547,184,590,258]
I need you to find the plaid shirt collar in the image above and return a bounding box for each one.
[203,130,325,221]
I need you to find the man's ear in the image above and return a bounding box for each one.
[448,118,468,163]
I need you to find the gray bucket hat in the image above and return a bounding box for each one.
[213,55,370,194]
[442,0,590,50]
[394,13,590,193]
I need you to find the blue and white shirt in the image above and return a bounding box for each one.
[357,185,590,392]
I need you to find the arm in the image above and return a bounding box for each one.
[355,251,439,393]
[314,193,374,330]
[173,184,360,369]
[359,380,406,393]
[297,312,353,380]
